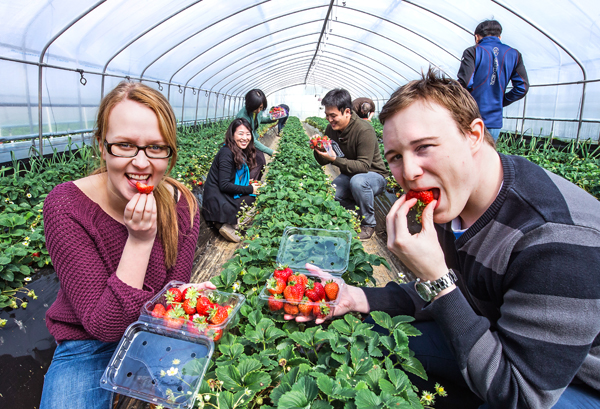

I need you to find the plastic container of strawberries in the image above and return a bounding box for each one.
[100,281,245,409]
[257,271,345,319]
[276,227,352,276]
[140,280,245,341]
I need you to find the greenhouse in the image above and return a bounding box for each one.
[1,1,599,409]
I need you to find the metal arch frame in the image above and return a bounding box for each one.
[173,8,330,89]
[266,82,309,97]
[490,0,588,142]
[400,0,473,36]
[262,76,352,99]
[100,0,204,99]
[305,0,335,83]
[185,24,324,91]
[221,54,393,100]
[253,71,370,102]
[37,0,107,156]
[342,5,462,61]
[214,47,400,96]
[139,0,271,80]
[235,68,367,100]
[250,72,356,98]
[231,63,380,103]
[229,61,378,100]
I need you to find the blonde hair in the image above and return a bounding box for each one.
[93,81,198,268]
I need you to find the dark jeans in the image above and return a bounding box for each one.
[367,318,600,409]
[277,116,288,133]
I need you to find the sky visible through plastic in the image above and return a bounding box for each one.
[0,0,599,141]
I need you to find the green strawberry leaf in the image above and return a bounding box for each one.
[371,311,393,331]
[401,357,427,381]
[277,390,311,409]
[355,389,382,409]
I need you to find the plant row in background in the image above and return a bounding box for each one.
[0,121,234,310]
[307,116,600,200]
[202,117,441,409]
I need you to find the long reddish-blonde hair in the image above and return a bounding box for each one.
[93,81,198,268]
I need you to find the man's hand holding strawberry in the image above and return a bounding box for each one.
[386,193,455,300]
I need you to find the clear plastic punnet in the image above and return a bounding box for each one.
[100,280,245,408]
[275,226,352,276]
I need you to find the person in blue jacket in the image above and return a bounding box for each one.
[457,20,529,142]
[235,89,277,180]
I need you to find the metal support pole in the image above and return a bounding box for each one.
[194,87,201,125]
[205,92,211,122]
[520,94,527,137]
[181,87,186,123]
[214,93,219,121]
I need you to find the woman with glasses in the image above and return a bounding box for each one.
[39,82,214,409]
[235,89,277,180]
[202,118,261,243]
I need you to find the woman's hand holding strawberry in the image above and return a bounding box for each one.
[123,192,158,243]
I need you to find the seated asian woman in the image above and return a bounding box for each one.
[202,118,260,243]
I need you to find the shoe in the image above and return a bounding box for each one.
[219,223,241,243]
[358,226,375,241]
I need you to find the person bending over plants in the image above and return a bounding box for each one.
[291,69,600,409]
[202,118,261,243]
[40,82,215,409]
[235,89,277,180]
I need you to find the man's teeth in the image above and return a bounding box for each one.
[127,174,150,181]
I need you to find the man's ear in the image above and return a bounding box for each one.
[344,108,352,116]
[468,118,486,153]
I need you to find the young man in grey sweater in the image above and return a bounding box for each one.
[301,70,600,408]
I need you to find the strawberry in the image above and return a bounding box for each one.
[151,303,166,318]
[298,297,313,317]
[187,314,208,335]
[305,281,325,301]
[183,287,200,302]
[273,265,293,282]
[135,181,154,194]
[288,273,308,289]
[206,327,223,341]
[165,288,183,304]
[208,305,229,325]
[267,277,286,295]
[268,294,284,311]
[182,298,197,315]
[324,280,339,301]
[405,189,434,205]
[283,303,299,315]
[196,296,212,316]
[283,281,304,305]
[164,305,185,329]
[405,189,434,223]
[313,301,331,319]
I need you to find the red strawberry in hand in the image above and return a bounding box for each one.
[135,181,154,194]
[208,305,229,325]
[324,280,339,301]
[182,298,197,315]
[267,277,286,295]
[405,189,434,224]
[273,265,293,282]
[196,296,212,316]
[283,281,304,305]
[165,288,183,304]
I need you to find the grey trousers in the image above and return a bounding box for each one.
[333,172,387,227]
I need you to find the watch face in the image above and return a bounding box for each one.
[416,282,433,302]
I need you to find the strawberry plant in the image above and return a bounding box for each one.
[205,117,441,408]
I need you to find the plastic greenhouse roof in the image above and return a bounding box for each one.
[1,0,599,144]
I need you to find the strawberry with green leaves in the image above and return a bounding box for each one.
[268,294,284,311]
[208,305,229,325]
[298,297,313,317]
[196,296,212,316]
[273,265,293,282]
[313,301,331,319]
[305,280,325,301]
[405,189,435,223]
[182,298,197,315]
[164,304,185,329]
[266,277,286,295]
[283,280,304,305]
[165,288,183,305]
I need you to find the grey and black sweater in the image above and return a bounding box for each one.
[363,153,600,408]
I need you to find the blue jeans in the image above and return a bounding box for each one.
[40,339,118,409]
[488,128,501,142]
[333,172,387,227]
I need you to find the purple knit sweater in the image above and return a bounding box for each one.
[43,182,200,343]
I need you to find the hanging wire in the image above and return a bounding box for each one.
[205,91,209,97]
[157,81,163,91]
[76,69,87,86]
[192,88,196,95]
[125,76,131,82]
[178,85,183,94]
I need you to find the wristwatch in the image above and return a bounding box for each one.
[415,269,458,302]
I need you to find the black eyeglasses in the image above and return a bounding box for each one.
[104,141,172,159]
